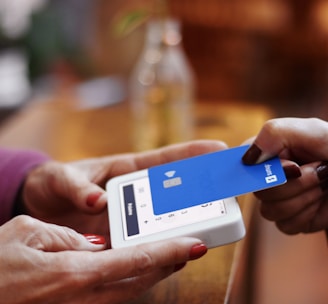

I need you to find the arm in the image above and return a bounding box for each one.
[0,148,50,225]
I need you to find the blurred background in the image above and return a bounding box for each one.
[2,0,328,119]
[1,2,328,303]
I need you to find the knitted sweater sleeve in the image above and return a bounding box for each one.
[0,148,50,225]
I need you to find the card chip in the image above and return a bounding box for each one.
[163,177,182,188]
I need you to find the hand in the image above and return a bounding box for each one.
[242,117,328,234]
[0,215,207,304]
[22,140,227,238]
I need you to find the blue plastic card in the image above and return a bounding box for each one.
[149,145,286,215]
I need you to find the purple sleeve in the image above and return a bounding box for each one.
[0,148,50,225]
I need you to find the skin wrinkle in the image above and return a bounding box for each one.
[257,119,287,153]
[249,118,328,234]
[1,143,221,303]
[304,201,322,233]
[0,248,55,303]
[255,118,328,164]
[276,200,321,234]
[100,267,173,302]
[38,252,105,299]
[310,196,328,230]
[17,219,75,252]
[132,248,155,277]
[109,155,137,179]
[260,185,322,221]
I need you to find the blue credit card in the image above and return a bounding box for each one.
[149,145,286,215]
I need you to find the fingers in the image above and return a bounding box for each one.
[41,237,206,302]
[93,266,176,303]
[37,161,107,213]
[133,140,228,170]
[52,163,107,213]
[259,185,323,222]
[25,140,228,221]
[0,216,106,251]
[103,238,206,282]
[255,161,328,234]
[23,161,107,216]
[275,200,322,234]
[71,237,207,284]
[242,118,328,164]
[47,266,180,304]
[72,140,228,212]
[241,117,328,234]
[0,218,192,303]
[256,161,320,202]
[65,140,228,213]
[85,140,228,181]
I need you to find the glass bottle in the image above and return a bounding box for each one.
[129,18,195,151]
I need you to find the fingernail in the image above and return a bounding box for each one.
[189,243,207,260]
[86,192,103,207]
[83,234,106,245]
[242,144,262,165]
[316,162,328,192]
[283,164,302,180]
[316,162,328,181]
[174,262,187,272]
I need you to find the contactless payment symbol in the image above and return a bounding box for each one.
[163,171,182,188]
[149,145,287,215]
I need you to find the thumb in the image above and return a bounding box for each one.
[51,163,107,213]
[242,118,328,165]
[23,217,106,252]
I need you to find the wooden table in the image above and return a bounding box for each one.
[0,93,273,304]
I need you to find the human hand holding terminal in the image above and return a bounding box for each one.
[1,140,227,303]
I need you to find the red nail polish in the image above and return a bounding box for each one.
[86,192,103,207]
[189,243,207,260]
[83,234,106,245]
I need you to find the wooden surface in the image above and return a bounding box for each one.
[250,209,328,304]
[0,94,273,304]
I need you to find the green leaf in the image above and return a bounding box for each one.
[112,9,150,37]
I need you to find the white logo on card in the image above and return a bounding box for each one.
[265,175,278,183]
[264,164,278,184]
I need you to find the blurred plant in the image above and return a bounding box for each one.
[112,0,169,37]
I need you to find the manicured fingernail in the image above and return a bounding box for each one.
[174,262,187,272]
[189,243,208,260]
[86,192,103,207]
[316,162,328,192]
[83,234,106,245]
[283,164,302,180]
[316,162,328,181]
[242,144,262,165]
